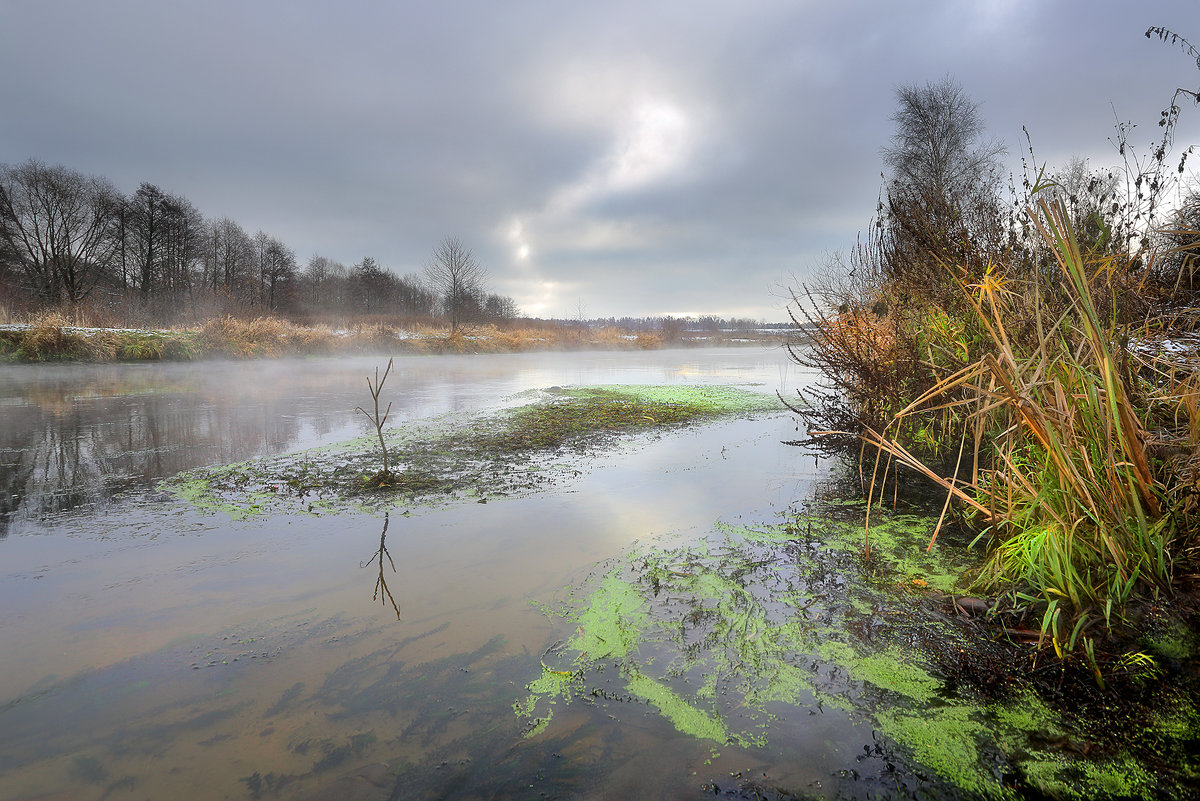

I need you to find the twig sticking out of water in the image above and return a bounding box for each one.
[356,358,395,485]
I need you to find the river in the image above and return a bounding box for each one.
[2,347,868,800]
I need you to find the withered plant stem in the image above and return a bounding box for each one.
[356,358,395,481]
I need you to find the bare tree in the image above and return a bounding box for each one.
[159,193,204,303]
[882,76,1005,205]
[301,254,347,313]
[0,160,121,306]
[261,238,296,312]
[205,217,255,293]
[128,183,168,299]
[880,77,1007,288]
[423,236,488,332]
[484,292,519,321]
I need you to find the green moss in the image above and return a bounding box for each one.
[1082,756,1153,798]
[1152,696,1200,740]
[1144,621,1197,661]
[876,706,1005,797]
[993,692,1064,739]
[1019,755,1075,798]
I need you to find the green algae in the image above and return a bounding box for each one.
[851,649,941,703]
[1143,619,1198,661]
[565,571,650,661]
[1015,753,1158,801]
[625,672,732,744]
[164,384,780,519]
[874,706,997,798]
[170,475,268,521]
[992,692,1063,739]
[517,506,1200,799]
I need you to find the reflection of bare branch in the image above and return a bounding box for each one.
[361,512,401,620]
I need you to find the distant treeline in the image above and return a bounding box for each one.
[534,315,780,333]
[0,160,518,327]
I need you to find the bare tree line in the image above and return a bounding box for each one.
[0,160,518,328]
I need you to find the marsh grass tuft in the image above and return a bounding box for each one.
[467,392,707,453]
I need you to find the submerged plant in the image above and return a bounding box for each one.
[356,357,396,486]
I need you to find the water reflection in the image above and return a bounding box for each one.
[363,513,402,620]
[0,362,358,536]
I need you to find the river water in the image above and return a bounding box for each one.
[5,347,906,801]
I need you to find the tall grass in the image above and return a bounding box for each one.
[860,198,1188,649]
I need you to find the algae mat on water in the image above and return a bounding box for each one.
[162,384,781,519]
[515,506,1200,800]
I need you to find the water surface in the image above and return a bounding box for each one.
[4,347,888,801]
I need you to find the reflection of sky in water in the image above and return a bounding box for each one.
[0,347,845,801]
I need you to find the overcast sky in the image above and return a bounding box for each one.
[2,0,1198,322]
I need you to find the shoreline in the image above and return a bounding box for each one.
[0,317,791,364]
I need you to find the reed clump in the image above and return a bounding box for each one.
[797,193,1200,659]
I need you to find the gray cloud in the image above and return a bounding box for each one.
[2,0,1197,320]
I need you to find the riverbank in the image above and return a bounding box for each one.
[0,314,786,363]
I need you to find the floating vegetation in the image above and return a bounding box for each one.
[163,384,781,518]
[516,503,1200,799]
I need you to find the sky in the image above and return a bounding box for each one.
[2,0,1198,323]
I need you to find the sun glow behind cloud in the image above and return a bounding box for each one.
[550,97,693,214]
[506,88,700,315]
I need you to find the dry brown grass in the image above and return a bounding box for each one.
[2,312,746,363]
[15,312,91,361]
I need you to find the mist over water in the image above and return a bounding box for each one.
[0,349,801,537]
